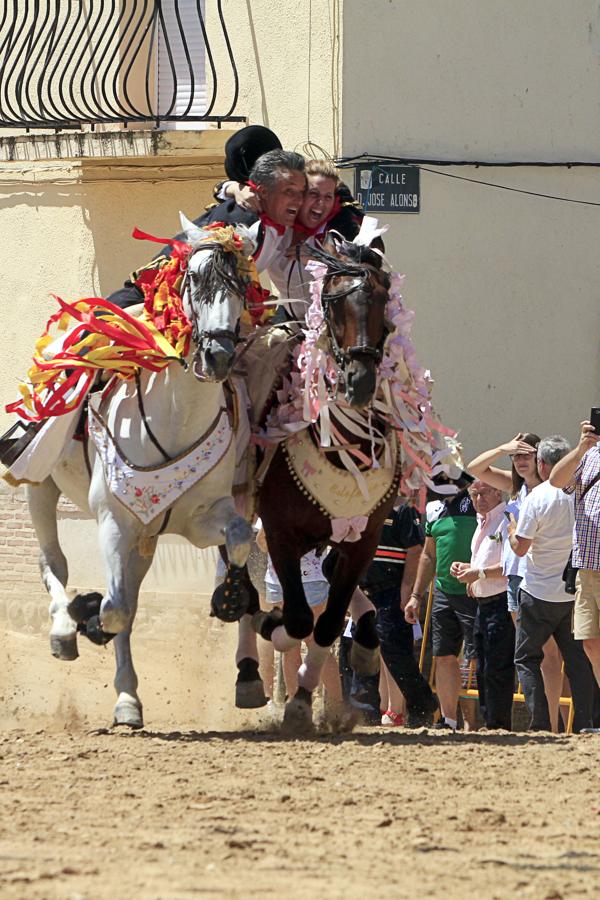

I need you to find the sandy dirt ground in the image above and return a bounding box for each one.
[2,611,600,900]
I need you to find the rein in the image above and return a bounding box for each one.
[134,370,172,463]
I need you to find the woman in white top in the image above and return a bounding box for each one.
[225,158,344,322]
[468,432,568,732]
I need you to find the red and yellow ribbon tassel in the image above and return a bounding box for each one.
[7,221,273,422]
[6,297,185,422]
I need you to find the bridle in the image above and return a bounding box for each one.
[185,242,245,358]
[309,242,390,367]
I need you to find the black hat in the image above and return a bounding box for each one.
[224,125,282,182]
[428,470,474,498]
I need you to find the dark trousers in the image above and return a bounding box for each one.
[473,592,515,730]
[339,631,380,721]
[515,589,594,733]
[371,587,435,719]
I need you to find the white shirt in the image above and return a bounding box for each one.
[470,502,508,598]
[501,484,528,577]
[249,220,293,275]
[266,235,319,322]
[517,481,575,603]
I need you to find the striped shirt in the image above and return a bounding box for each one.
[566,445,600,571]
[362,504,424,592]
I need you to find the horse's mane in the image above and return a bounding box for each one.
[188,241,246,304]
[332,241,383,270]
[309,236,390,289]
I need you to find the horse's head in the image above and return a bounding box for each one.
[318,232,390,408]
[181,216,255,382]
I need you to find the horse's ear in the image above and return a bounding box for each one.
[235,224,258,257]
[370,235,386,256]
[179,211,210,244]
[321,231,343,258]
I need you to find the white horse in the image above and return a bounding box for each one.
[25,227,258,728]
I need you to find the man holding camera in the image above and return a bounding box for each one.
[550,418,600,690]
[508,436,595,732]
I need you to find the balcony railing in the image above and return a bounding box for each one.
[0,0,245,131]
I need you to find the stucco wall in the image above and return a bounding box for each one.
[210,0,342,156]
[342,0,600,161]
[340,1,600,457]
[0,132,230,603]
[367,165,600,457]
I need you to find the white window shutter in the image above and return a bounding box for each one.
[157,0,207,129]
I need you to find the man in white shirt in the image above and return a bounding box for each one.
[451,481,515,730]
[509,436,595,732]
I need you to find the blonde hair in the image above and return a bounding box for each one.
[305,158,340,185]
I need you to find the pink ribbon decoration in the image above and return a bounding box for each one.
[331,515,369,543]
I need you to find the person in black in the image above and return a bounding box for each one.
[107,145,305,310]
[361,501,439,727]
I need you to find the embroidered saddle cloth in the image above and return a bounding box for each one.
[282,428,400,521]
[88,404,233,526]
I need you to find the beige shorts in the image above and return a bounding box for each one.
[573,569,600,640]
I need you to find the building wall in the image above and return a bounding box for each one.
[342,0,600,162]
[341,0,600,457]
[0,131,231,604]
[0,131,231,424]
[212,0,342,156]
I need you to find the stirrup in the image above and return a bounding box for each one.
[0,420,43,468]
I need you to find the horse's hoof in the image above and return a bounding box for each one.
[210,574,249,623]
[99,601,130,634]
[50,634,79,661]
[67,591,103,624]
[319,702,359,735]
[235,679,268,709]
[82,615,116,646]
[235,657,268,709]
[350,641,381,677]
[282,688,314,735]
[225,518,254,567]
[113,699,143,729]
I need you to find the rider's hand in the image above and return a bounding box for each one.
[229,182,261,213]
[284,241,309,260]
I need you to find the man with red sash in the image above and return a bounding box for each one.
[108,129,307,311]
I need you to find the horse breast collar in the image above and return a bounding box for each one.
[88,399,233,526]
[282,428,401,521]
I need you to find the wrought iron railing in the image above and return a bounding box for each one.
[0,0,245,130]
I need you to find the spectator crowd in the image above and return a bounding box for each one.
[251,416,600,733]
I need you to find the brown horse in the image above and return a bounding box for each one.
[213,233,402,728]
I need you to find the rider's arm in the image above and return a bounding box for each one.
[220,181,261,212]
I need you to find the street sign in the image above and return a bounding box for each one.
[354,163,420,214]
